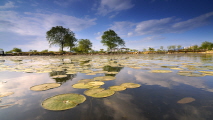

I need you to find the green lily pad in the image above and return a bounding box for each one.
[0,92,14,97]
[102,76,116,81]
[88,81,105,86]
[149,70,173,73]
[51,75,67,78]
[41,93,86,111]
[177,97,195,104]
[72,83,94,89]
[170,68,184,70]
[78,79,94,83]
[30,83,61,91]
[177,71,205,77]
[84,88,115,98]
[121,83,141,88]
[109,86,126,91]
[107,71,118,74]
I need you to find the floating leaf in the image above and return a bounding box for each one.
[42,93,86,111]
[177,97,195,104]
[149,70,173,73]
[30,83,61,91]
[109,86,126,91]
[121,83,141,88]
[78,79,94,83]
[72,83,94,89]
[84,88,115,98]
[88,81,104,86]
[0,92,14,97]
[51,75,67,78]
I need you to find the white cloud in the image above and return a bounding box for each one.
[0,11,96,51]
[0,1,16,9]
[109,12,213,36]
[0,11,96,36]
[97,0,134,16]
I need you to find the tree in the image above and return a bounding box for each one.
[64,31,77,52]
[12,47,22,52]
[200,41,213,50]
[177,45,182,50]
[101,29,125,50]
[46,26,76,52]
[77,39,92,53]
[148,47,155,52]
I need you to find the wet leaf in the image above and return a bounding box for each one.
[30,83,61,91]
[84,88,115,98]
[42,93,86,111]
[177,97,195,104]
[121,83,141,88]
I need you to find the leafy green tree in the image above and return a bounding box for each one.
[143,48,146,52]
[77,39,92,53]
[100,49,104,53]
[167,46,172,50]
[12,47,22,52]
[64,31,77,52]
[101,29,125,50]
[177,45,182,50]
[46,26,76,52]
[200,41,213,50]
[148,47,155,52]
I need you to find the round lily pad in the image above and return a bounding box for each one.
[78,79,94,83]
[84,88,115,98]
[88,81,105,86]
[30,83,61,91]
[109,86,126,91]
[0,92,14,97]
[102,76,116,81]
[51,75,67,78]
[149,70,173,73]
[121,83,141,88]
[41,93,86,111]
[72,83,94,89]
[177,97,195,104]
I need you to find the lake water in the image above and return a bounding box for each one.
[1,54,213,120]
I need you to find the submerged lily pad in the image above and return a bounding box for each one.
[177,97,195,104]
[41,93,86,111]
[109,86,126,91]
[177,71,205,77]
[84,88,115,98]
[30,83,61,91]
[0,92,14,97]
[121,83,141,88]
[149,70,173,73]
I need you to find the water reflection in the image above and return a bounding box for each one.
[1,54,213,120]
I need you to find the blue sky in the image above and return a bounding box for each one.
[0,0,213,51]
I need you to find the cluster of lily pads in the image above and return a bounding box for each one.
[29,75,140,110]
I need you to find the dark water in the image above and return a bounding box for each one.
[1,54,213,120]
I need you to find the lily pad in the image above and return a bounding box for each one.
[109,86,126,91]
[121,83,141,88]
[72,83,94,89]
[88,81,105,86]
[177,97,195,104]
[0,92,14,97]
[84,88,115,98]
[51,75,67,78]
[30,83,61,91]
[149,70,173,73]
[41,93,86,111]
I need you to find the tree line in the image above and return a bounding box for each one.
[2,26,213,54]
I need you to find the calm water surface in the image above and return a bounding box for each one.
[1,54,213,120]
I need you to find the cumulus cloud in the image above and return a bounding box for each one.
[97,0,134,16]
[0,1,16,9]
[110,12,213,36]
